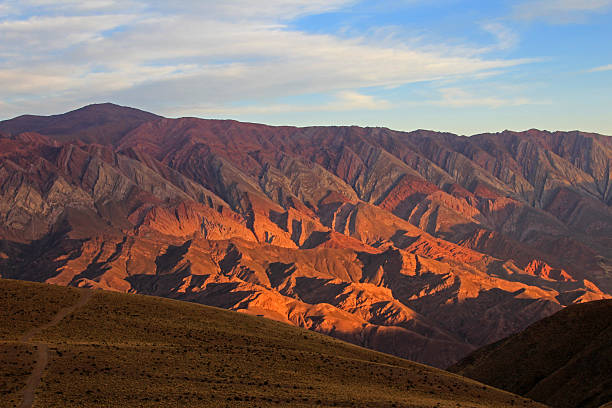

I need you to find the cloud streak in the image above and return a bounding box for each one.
[432,87,538,108]
[163,90,390,118]
[513,0,612,22]
[481,22,519,50]
[588,64,612,72]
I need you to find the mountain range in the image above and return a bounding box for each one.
[1,103,610,368]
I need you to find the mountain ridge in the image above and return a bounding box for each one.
[1,103,610,368]
[4,102,610,139]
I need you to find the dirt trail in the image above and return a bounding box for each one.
[18,289,94,408]
[19,343,48,408]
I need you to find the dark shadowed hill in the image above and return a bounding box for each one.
[0,278,545,408]
[0,104,610,368]
[0,103,161,144]
[449,299,612,408]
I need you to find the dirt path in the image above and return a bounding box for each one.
[19,343,48,408]
[18,289,94,408]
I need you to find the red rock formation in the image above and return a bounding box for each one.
[523,260,574,282]
[1,104,610,368]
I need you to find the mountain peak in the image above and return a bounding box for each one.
[0,107,611,373]
[67,102,159,116]
[0,102,162,144]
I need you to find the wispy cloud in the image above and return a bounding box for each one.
[0,14,136,51]
[588,64,612,72]
[0,4,14,15]
[163,90,390,118]
[432,87,537,108]
[481,22,519,50]
[167,0,359,20]
[0,0,531,118]
[513,0,612,22]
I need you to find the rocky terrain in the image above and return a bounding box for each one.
[0,103,610,367]
[450,299,612,408]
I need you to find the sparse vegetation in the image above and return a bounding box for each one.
[0,279,80,340]
[1,279,544,407]
[0,343,36,408]
[450,299,612,408]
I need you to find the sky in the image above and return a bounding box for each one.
[0,0,611,135]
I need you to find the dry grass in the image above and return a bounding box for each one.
[0,279,79,340]
[0,343,36,408]
[1,279,544,407]
[450,299,612,408]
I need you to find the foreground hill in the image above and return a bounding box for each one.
[1,103,611,367]
[449,299,612,408]
[0,279,543,407]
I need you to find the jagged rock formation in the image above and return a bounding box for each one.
[1,103,610,367]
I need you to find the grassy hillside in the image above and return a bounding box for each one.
[449,299,612,408]
[0,279,544,407]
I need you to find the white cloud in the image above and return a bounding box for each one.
[0,15,136,51]
[22,0,121,8]
[432,87,535,108]
[164,90,390,117]
[334,91,390,110]
[588,64,612,72]
[159,0,357,21]
[513,0,612,22]
[0,0,531,118]
[5,0,143,14]
[0,4,14,14]
[481,22,519,50]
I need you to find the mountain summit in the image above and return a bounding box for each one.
[1,104,610,367]
[0,103,161,144]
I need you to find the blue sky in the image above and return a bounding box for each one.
[0,0,611,135]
